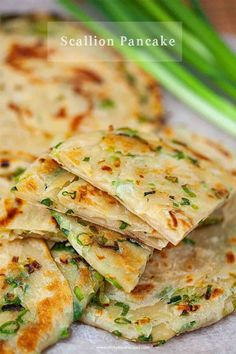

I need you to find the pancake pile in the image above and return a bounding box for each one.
[1,14,236,353]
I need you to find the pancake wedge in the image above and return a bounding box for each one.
[50,128,236,245]
[0,177,65,242]
[0,238,73,353]
[0,15,163,157]
[51,211,152,293]
[82,197,236,343]
[14,155,167,249]
[51,242,103,321]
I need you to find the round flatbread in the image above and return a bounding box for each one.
[0,15,163,156]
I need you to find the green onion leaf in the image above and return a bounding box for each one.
[114,317,131,324]
[138,334,153,342]
[115,302,130,316]
[182,184,196,198]
[105,277,123,290]
[40,198,53,207]
[112,330,122,337]
[83,157,90,162]
[119,221,130,230]
[74,286,84,301]
[62,191,77,199]
[60,327,70,339]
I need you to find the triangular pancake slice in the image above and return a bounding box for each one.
[51,211,152,293]
[1,175,152,293]
[50,127,236,244]
[14,155,167,249]
[0,177,65,242]
[82,196,236,344]
[50,242,103,321]
[0,238,73,353]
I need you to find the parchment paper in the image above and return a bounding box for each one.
[0,1,236,353]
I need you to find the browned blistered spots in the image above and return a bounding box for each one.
[103,134,152,154]
[70,114,85,131]
[71,68,102,92]
[47,280,60,292]
[8,102,51,138]
[114,159,121,168]
[0,198,23,227]
[75,184,94,205]
[38,157,58,175]
[12,256,19,263]
[162,126,174,137]
[75,182,116,207]
[17,279,72,352]
[96,255,105,260]
[6,42,50,72]
[0,341,14,354]
[95,308,104,316]
[135,317,150,325]
[186,147,210,162]
[186,275,193,283]
[0,150,36,162]
[226,251,235,264]
[55,107,67,119]
[64,149,82,165]
[131,283,154,297]
[172,139,188,148]
[101,165,112,172]
[22,177,38,193]
[177,303,200,313]
[179,218,193,229]
[232,170,236,177]
[205,138,231,158]
[168,210,178,229]
[212,184,230,199]
[160,251,167,259]
[50,216,57,226]
[59,256,69,264]
[211,288,224,299]
[229,237,236,245]
[79,267,91,285]
[8,102,21,114]
[174,209,193,228]
[0,159,10,168]
[8,101,32,119]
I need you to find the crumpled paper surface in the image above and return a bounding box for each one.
[1,1,236,353]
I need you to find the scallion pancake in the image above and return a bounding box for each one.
[14,155,167,249]
[51,211,152,293]
[0,177,65,242]
[0,15,163,157]
[0,238,73,353]
[50,127,236,245]
[82,197,236,344]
